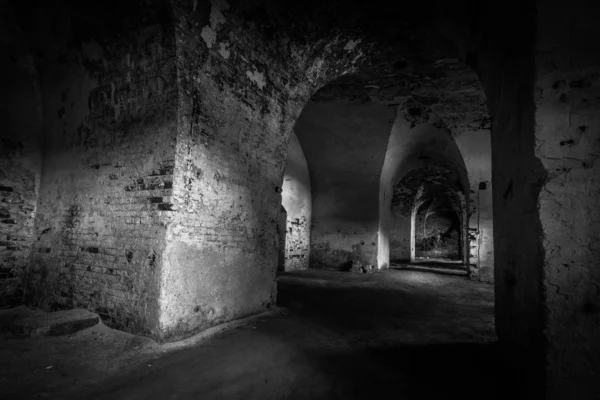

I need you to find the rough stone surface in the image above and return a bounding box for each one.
[157,0,371,341]
[2,1,600,397]
[0,7,43,307]
[13,1,178,337]
[463,0,546,393]
[4,307,99,337]
[454,131,494,282]
[535,1,600,397]
[281,132,311,271]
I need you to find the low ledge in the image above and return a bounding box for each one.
[1,307,100,337]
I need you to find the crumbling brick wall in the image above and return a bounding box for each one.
[157,0,366,340]
[21,1,178,336]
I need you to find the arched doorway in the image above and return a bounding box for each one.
[413,195,462,262]
[279,132,312,272]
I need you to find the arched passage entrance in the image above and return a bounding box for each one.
[280,132,312,272]
[413,196,462,261]
[389,161,469,270]
[377,105,479,271]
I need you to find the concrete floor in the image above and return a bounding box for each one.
[1,269,525,400]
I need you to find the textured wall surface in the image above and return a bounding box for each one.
[0,9,43,306]
[157,0,367,340]
[295,99,395,269]
[281,132,311,271]
[5,1,600,397]
[535,1,600,398]
[21,1,178,336]
[3,0,367,340]
[454,130,494,282]
[469,1,545,395]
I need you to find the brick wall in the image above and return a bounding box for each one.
[157,0,367,340]
[0,9,43,307]
[23,2,178,336]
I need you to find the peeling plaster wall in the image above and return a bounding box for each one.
[160,0,299,340]
[294,99,395,269]
[535,1,600,398]
[281,132,311,271]
[470,184,493,281]
[0,11,43,306]
[18,1,178,336]
[159,0,368,340]
[5,0,369,340]
[471,2,600,394]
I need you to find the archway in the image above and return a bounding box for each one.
[388,160,469,276]
[413,195,462,262]
[378,109,473,266]
[280,132,312,272]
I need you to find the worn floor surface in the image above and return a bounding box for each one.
[1,269,526,400]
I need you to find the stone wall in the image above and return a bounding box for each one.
[22,1,178,336]
[281,132,311,271]
[2,0,368,340]
[157,0,367,340]
[0,8,43,306]
[4,0,600,396]
[535,1,600,397]
[454,130,494,282]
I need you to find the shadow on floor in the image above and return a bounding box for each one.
[3,270,533,400]
[276,269,490,332]
[304,342,526,400]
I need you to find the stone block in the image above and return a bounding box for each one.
[1,307,99,337]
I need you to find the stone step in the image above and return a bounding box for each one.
[0,306,100,337]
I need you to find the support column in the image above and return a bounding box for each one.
[409,206,417,264]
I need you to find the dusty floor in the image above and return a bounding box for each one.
[392,260,468,276]
[1,269,525,400]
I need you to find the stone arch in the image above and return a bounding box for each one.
[390,163,467,266]
[378,108,471,270]
[412,183,464,263]
[8,1,599,395]
[280,131,312,272]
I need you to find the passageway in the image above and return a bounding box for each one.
[414,197,461,261]
[1,269,515,399]
[2,1,600,398]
